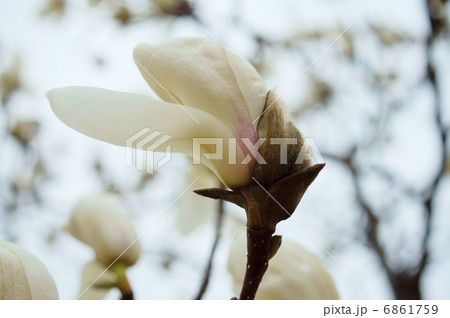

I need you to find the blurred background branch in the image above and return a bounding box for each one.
[1,0,449,299]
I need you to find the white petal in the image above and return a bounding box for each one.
[64,192,141,267]
[133,38,267,145]
[0,241,59,300]
[47,86,252,188]
[227,233,339,300]
[79,260,118,300]
[176,164,222,235]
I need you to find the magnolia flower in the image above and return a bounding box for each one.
[47,36,325,300]
[46,37,310,189]
[0,241,58,300]
[64,193,140,268]
[227,233,339,300]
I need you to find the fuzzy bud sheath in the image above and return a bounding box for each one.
[252,90,311,186]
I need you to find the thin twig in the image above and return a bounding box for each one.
[319,1,448,299]
[418,0,448,279]
[194,198,225,300]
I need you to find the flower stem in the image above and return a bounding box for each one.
[118,275,134,300]
[112,264,134,300]
[239,227,280,300]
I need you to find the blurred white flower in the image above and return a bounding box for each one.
[227,233,339,300]
[176,164,222,235]
[0,241,58,300]
[64,192,140,267]
[78,260,118,300]
[46,37,268,189]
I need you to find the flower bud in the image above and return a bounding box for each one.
[0,241,58,300]
[64,193,140,267]
[227,234,339,300]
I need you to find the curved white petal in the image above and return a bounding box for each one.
[133,38,267,147]
[176,164,222,235]
[0,241,59,300]
[79,260,118,300]
[64,192,141,267]
[47,86,252,188]
[227,233,339,300]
